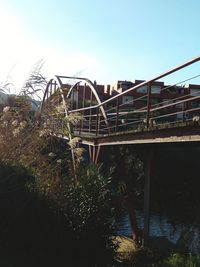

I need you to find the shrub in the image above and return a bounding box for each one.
[0,163,117,266]
[0,88,117,265]
[159,253,200,267]
[61,164,117,263]
[131,247,162,267]
[31,164,117,264]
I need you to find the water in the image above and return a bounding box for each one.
[117,210,200,253]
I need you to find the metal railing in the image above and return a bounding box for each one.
[40,55,200,137]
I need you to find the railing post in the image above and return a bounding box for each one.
[81,83,86,132]
[115,98,119,131]
[79,110,82,135]
[76,83,79,110]
[74,84,79,132]
[146,82,152,128]
[46,83,50,107]
[89,91,93,134]
[96,107,100,135]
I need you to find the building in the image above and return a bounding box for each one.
[96,79,200,121]
[64,78,200,122]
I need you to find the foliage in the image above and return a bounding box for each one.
[0,88,117,265]
[0,162,117,265]
[157,253,200,267]
[0,94,72,175]
[59,164,116,263]
[62,164,114,232]
[20,59,47,101]
[126,248,200,267]
[131,247,162,267]
[103,145,144,207]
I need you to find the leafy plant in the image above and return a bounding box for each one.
[158,253,200,267]
[0,81,117,265]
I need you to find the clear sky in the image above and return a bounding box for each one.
[1,0,200,90]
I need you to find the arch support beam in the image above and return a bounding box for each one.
[89,145,101,164]
[64,77,110,133]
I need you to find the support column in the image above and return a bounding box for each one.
[143,150,153,246]
[89,145,101,164]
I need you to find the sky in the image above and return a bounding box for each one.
[1,0,200,91]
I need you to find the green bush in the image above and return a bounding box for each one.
[0,94,117,265]
[130,249,200,267]
[158,253,200,267]
[48,164,117,264]
[0,163,116,266]
[131,247,162,267]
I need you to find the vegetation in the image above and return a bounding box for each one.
[0,85,117,265]
[158,253,200,267]
[0,163,116,266]
[1,66,200,266]
[122,247,200,267]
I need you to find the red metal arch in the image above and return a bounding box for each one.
[39,77,68,117]
[65,78,109,128]
[39,76,110,134]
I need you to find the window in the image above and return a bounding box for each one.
[191,101,199,108]
[122,96,133,105]
[151,85,161,94]
[190,89,200,96]
[137,85,147,93]
[176,102,184,109]
[177,112,184,120]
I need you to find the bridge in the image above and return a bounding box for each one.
[39,55,200,245]
[40,56,200,150]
